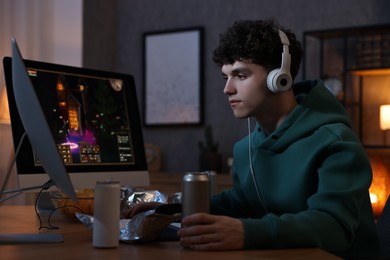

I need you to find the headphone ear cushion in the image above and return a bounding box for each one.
[266,69,280,93]
[267,69,292,93]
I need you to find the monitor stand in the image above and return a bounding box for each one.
[0,181,64,244]
[36,191,56,213]
[0,233,63,244]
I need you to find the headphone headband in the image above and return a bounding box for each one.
[278,29,290,46]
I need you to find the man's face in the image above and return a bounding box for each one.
[221,61,271,119]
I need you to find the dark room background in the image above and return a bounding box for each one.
[83,0,390,173]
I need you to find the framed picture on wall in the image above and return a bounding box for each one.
[143,27,204,126]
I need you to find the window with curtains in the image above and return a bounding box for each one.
[0,0,82,202]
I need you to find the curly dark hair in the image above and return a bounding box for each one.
[212,19,303,80]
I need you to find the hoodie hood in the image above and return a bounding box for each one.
[253,79,352,151]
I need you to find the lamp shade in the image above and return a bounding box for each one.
[380,104,390,130]
[0,86,10,124]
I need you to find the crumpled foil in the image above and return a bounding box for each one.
[75,187,181,243]
[121,203,181,242]
[120,186,168,218]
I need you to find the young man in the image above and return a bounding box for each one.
[177,19,380,258]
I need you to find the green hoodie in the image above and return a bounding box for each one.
[210,80,380,258]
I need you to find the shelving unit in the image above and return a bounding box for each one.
[302,24,390,147]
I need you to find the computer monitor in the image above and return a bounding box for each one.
[3,45,149,192]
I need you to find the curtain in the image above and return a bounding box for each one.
[0,0,82,203]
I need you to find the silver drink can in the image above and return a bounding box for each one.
[181,172,210,219]
[204,170,217,196]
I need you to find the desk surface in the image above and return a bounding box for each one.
[0,205,340,260]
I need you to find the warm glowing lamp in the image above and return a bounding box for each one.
[0,86,11,124]
[368,105,390,218]
[380,104,390,131]
[369,154,390,218]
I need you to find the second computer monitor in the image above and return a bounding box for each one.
[3,56,149,190]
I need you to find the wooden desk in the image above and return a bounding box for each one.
[2,172,232,206]
[0,206,340,259]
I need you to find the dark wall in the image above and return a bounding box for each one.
[83,0,390,173]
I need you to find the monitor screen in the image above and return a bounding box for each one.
[3,56,149,190]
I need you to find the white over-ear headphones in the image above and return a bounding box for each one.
[266,29,292,93]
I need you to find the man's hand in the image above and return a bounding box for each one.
[122,202,163,218]
[177,213,244,251]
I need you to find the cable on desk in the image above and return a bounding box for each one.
[34,190,87,230]
[34,188,58,230]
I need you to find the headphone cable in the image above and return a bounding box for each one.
[247,118,268,214]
